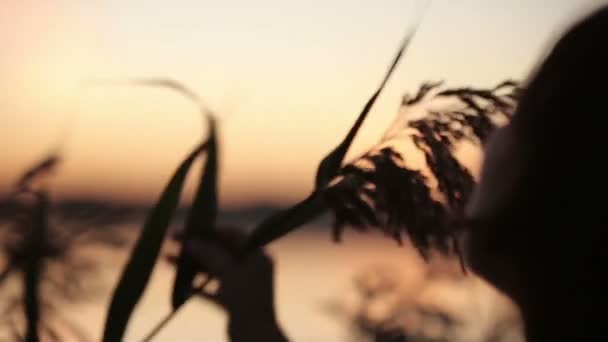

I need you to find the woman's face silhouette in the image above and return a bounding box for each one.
[461,122,531,299]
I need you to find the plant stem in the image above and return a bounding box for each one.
[138,278,212,342]
[138,310,177,342]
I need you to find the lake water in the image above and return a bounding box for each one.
[1,225,522,341]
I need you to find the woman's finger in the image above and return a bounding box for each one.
[185,239,236,276]
[196,286,221,304]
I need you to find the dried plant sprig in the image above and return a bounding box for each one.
[325,148,450,259]
[1,154,107,341]
[410,120,475,210]
[326,80,521,258]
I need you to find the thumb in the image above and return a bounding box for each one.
[185,239,236,276]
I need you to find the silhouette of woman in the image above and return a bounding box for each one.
[464,5,607,341]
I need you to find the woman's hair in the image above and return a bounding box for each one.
[505,4,607,313]
[471,10,608,339]
[513,6,608,152]
[473,6,607,240]
[506,6,608,218]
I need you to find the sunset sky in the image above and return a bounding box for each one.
[2,0,606,207]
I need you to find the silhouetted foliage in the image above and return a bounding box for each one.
[111,21,427,340]
[105,52,521,342]
[3,3,604,341]
[97,79,215,341]
[102,141,206,342]
[0,155,111,341]
[93,12,521,339]
[172,116,219,310]
[86,75,520,341]
[327,81,520,258]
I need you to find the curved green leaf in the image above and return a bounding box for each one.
[102,142,206,342]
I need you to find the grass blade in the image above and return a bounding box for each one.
[102,142,206,342]
[245,192,327,250]
[315,27,420,189]
[83,78,211,114]
[171,117,218,310]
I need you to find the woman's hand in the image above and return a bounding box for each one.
[185,238,288,341]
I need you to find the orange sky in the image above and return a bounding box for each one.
[1,0,606,206]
